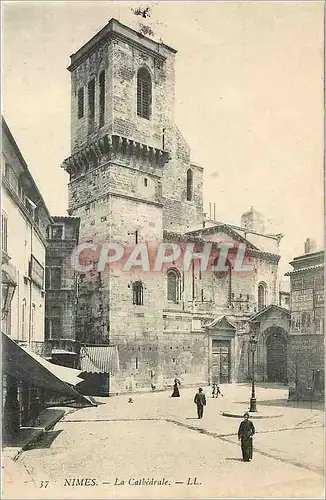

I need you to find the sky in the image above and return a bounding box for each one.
[2,1,324,279]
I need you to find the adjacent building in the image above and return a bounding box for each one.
[45,216,80,366]
[2,118,51,354]
[1,119,92,438]
[286,239,324,401]
[61,19,290,392]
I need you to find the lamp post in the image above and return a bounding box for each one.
[249,335,258,412]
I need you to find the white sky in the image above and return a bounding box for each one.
[2,1,324,278]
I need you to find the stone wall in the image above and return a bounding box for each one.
[288,334,324,400]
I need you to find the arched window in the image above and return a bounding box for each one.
[137,67,152,119]
[167,269,181,303]
[258,283,267,311]
[132,281,143,305]
[186,169,193,201]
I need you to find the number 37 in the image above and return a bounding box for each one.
[39,481,49,488]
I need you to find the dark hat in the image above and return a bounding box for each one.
[244,412,250,417]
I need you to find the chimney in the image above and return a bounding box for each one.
[304,238,317,254]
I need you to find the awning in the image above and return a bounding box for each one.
[2,333,95,406]
[79,345,119,374]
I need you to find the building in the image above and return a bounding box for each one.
[45,216,80,366]
[2,118,51,354]
[1,119,93,438]
[286,239,324,401]
[61,19,289,392]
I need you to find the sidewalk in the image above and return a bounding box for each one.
[2,407,73,461]
[2,406,75,497]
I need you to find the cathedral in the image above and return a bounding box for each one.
[60,19,289,392]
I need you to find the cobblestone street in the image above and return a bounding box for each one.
[3,383,324,499]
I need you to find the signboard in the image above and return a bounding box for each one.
[29,255,44,289]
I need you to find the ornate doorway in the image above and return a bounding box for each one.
[266,328,287,382]
[212,340,230,384]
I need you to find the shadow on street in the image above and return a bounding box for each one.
[24,429,63,450]
[237,399,324,410]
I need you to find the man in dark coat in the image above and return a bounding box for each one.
[194,387,206,418]
[238,412,255,462]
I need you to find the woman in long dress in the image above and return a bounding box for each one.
[171,378,180,397]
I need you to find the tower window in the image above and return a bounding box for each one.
[99,70,105,128]
[186,169,193,201]
[88,78,95,134]
[78,88,84,119]
[132,281,143,305]
[137,67,151,120]
[258,282,267,311]
[167,269,181,303]
[144,178,148,187]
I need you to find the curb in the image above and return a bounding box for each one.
[222,411,283,419]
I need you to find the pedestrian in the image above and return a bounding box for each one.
[238,412,255,462]
[194,387,206,419]
[211,383,216,398]
[171,378,181,397]
[215,385,224,398]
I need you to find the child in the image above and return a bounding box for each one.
[216,385,224,398]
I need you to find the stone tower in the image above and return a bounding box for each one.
[62,19,204,389]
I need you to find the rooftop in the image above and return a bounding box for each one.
[68,18,177,72]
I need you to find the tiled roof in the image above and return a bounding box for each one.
[285,264,324,276]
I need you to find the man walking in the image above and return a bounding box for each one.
[238,412,255,462]
[194,387,206,419]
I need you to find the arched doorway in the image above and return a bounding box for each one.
[266,328,287,382]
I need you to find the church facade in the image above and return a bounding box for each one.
[62,19,288,391]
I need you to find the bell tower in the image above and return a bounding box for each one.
[62,19,179,389]
[67,18,176,158]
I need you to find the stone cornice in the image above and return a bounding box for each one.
[62,134,170,178]
[67,190,162,214]
[163,230,280,263]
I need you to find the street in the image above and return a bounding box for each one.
[3,383,324,499]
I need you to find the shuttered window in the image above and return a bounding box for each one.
[137,68,151,119]
[167,269,181,303]
[99,70,105,127]
[78,88,84,119]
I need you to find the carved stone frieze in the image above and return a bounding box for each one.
[62,133,170,178]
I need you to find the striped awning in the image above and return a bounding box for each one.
[79,345,119,374]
